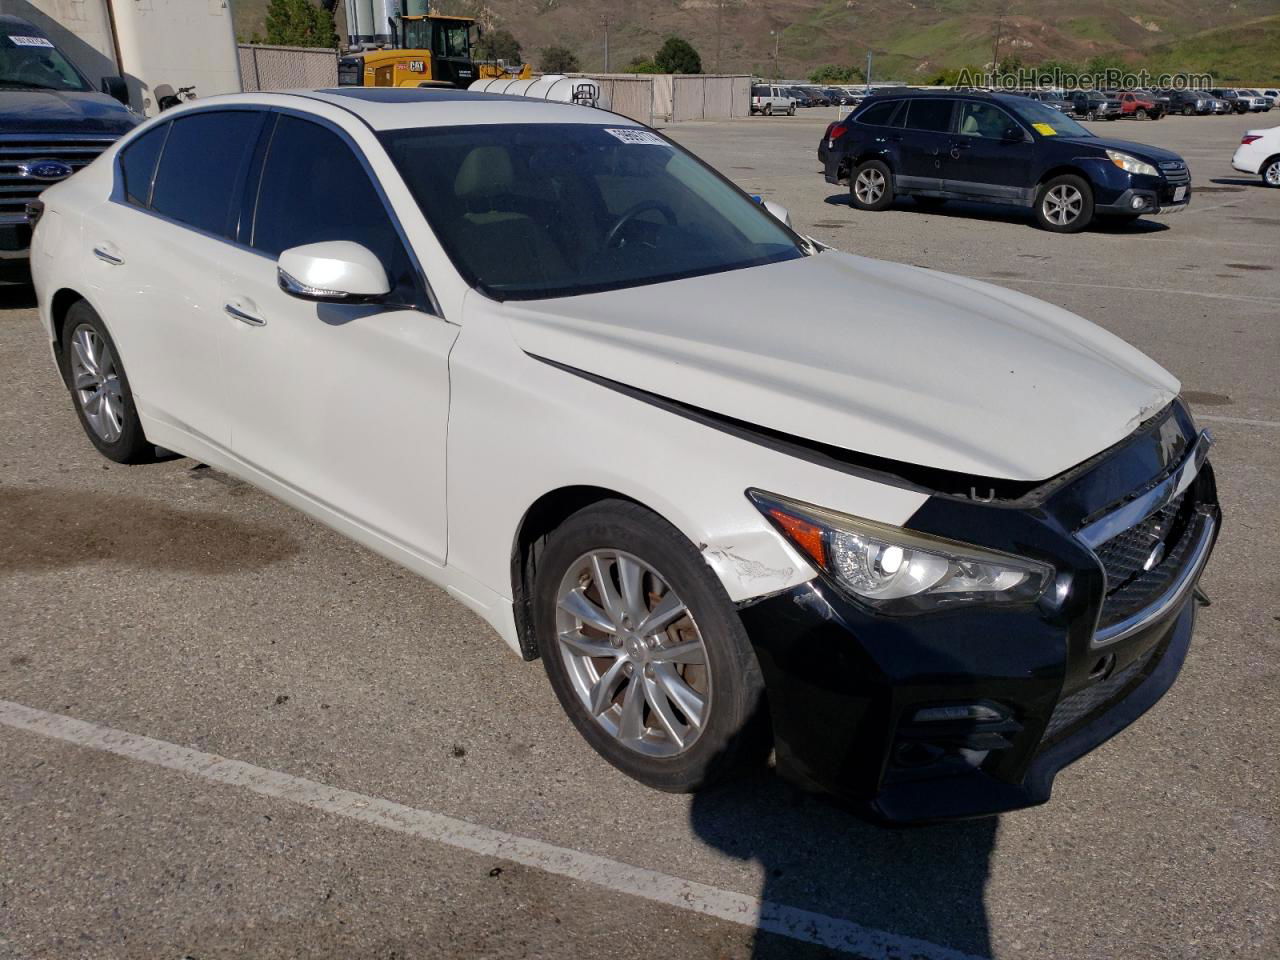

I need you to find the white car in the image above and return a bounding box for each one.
[1232,126,1280,187]
[28,89,1220,823]
[750,83,795,116]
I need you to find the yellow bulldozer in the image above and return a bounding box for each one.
[337,10,531,90]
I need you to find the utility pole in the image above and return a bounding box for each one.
[602,17,609,73]
[866,50,872,91]
[715,0,722,74]
[770,29,780,80]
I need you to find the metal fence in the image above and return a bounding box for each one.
[570,74,751,125]
[238,44,338,92]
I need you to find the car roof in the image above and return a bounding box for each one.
[186,88,645,132]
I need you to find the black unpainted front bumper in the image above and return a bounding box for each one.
[738,405,1219,824]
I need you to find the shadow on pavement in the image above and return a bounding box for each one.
[822,191,1171,234]
[691,766,996,959]
[0,485,300,575]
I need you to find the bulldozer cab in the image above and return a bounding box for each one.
[396,15,476,87]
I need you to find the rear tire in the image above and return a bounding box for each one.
[60,300,154,464]
[764,103,772,116]
[534,500,768,793]
[1263,156,1280,188]
[849,159,894,211]
[1034,174,1094,233]
[1136,108,1148,120]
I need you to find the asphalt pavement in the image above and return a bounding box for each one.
[1,109,1277,960]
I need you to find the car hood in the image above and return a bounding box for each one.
[0,89,138,134]
[1056,135,1184,164]
[502,252,1179,482]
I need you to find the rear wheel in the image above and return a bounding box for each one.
[1136,108,1148,120]
[1034,174,1094,233]
[1086,109,1097,121]
[1263,157,1280,188]
[534,500,767,792]
[763,103,772,116]
[1183,105,1193,116]
[61,300,154,463]
[850,159,894,211]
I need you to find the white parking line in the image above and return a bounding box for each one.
[969,275,1280,306]
[0,699,985,960]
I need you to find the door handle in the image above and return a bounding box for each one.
[951,140,971,150]
[93,245,124,266]
[225,302,266,327]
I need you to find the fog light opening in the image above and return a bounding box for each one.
[1131,196,1147,210]
[1089,653,1116,681]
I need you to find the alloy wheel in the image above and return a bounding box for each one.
[1043,184,1084,226]
[69,323,125,443]
[555,550,710,757]
[1265,160,1280,187]
[854,168,886,205]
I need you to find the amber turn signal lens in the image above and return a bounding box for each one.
[768,508,826,567]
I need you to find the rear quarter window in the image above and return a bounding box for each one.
[117,124,168,207]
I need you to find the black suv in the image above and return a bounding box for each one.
[820,91,1192,232]
[1161,89,1215,116]
[1,15,137,260]
[1068,91,1123,120]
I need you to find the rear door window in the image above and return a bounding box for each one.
[904,98,955,132]
[118,123,168,207]
[856,99,899,126]
[149,111,263,238]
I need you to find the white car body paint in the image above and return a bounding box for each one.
[29,91,1181,656]
[1232,125,1280,177]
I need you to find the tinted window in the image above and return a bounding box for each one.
[856,100,898,126]
[150,111,262,237]
[905,98,954,132]
[957,102,1018,139]
[118,124,168,207]
[752,85,766,96]
[252,115,415,298]
[381,123,803,300]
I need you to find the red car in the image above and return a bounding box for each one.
[1114,91,1163,120]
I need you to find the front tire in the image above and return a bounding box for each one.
[534,500,767,793]
[61,300,154,463]
[850,159,894,211]
[1136,108,1148,120]
[1034,174,1094,233]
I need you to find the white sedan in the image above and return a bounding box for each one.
[28,88,1219,822]
[1232,125,1280,187]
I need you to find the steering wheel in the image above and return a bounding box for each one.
[13,58,59,87]
[603,200,678,249]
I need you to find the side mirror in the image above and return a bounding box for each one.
[277,242,390,303]
[762,199,793,228]
[1003,125,1026,142]
[101,76,129,105]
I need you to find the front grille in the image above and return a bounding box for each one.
[0,137,118,216]
[1043,644,1156,742]
[1092,491,1198,630]
[1160,161,1190,185]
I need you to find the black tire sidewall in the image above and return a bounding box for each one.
[850,159,894,211]
[1034,174,1094,233]
[533,500,767,793]
[61,300,152,464]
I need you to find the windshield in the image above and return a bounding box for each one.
[0,31,88,91]
[1007,98,1092,137]
[381,123,805,300]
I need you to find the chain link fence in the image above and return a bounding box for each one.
[238,44,339,92]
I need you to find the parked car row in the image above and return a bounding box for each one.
[750,81,865,116]
[1010,86,1275,119]
[819,90,1193,232]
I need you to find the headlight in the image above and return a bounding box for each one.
[1106,150,1159,177]
[748,490,1052,613]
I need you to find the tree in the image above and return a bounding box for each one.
[475,28,522,63]
[539,45,580,73]
[628,56,662,74]
[809,64,864,84]
[263,0,336,48]
[654,36,702,74]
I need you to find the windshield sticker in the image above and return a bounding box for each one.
[9,35,55,47]
[604,128,665,146]
[1032,122,1058,136]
